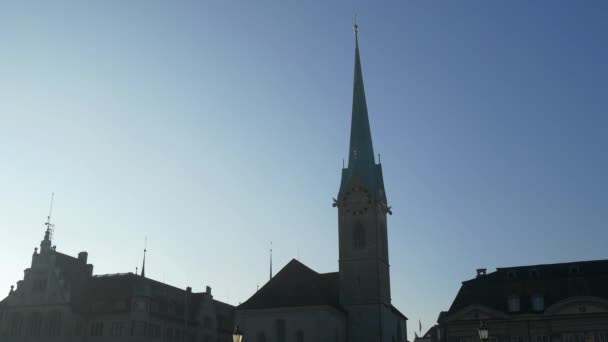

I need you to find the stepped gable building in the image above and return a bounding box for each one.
[234,25,408,342]
[437,260,608,342]
[0,222,234,342]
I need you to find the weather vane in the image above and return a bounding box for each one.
[353,14,358,32]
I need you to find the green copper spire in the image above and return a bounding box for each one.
[348,22,375,170]
[338,21,386,201]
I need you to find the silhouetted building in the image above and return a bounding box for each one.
[234,25,408,342]
[0,226,234,341]
[414,326,441,342]
[436,260,608,342]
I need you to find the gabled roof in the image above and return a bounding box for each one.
[236,259,407,320]
[447,259,608,315]
[237,259,342,311]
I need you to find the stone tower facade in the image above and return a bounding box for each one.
[336,26,394,342]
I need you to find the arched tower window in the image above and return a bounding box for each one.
[353,223,366,249]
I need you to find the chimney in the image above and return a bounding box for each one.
[86,264,94,276]
[476,268,487,277]
[78,252,88,263]
[206,286,212,296]
[186,287,192,294]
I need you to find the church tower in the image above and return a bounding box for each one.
[336,23,393,342]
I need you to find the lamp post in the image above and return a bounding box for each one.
[478,321,489,342]
[233,325,243,342]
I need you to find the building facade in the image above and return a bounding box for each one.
[0,225,234,342]
[234,26,408,342]
[437,260,608,342]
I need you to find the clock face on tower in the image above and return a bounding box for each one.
[342,185,372,216]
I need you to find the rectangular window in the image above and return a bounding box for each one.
[275,319,286,342]
[532,295,545,311]
[90,322,104,336]
[32,279,47,292]
[508,296,521,312]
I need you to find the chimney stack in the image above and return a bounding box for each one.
[476,268,487,277]
[206,286,212,296]
[186,287,192,294]
[78,251,88,264]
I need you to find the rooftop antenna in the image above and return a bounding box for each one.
[44,193,55,241]
[269,241,273,281]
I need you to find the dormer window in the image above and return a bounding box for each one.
[569,265,581,274]
[530,269,539,279]
[508,295,520,312]
[531,294,544,311]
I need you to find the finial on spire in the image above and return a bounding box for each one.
[269,241,273,281]
[353,14,359,48]
[44,193,55,241]
[141,237,147,278]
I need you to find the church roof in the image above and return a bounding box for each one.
[237,259,342,311]
[236,259,407,320]
[446,259,608,316]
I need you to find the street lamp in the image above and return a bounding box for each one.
[478,321,489,342]
[233,325,243,342]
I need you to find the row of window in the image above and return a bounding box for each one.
[460,333,608,342]
[3,311,62,337]
[2,315,212,340]
[254,320,304,342]
[507,294,544,312]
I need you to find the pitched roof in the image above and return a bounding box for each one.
[447,259,608,315]
[237,259,342,311]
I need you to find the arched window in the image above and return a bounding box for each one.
[353,223,366,249]
[47,311,62,336]
[296,330,304,342]
[9,312,23,336]
[27,312,42,336]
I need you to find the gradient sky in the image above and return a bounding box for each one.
[1,1,607,339]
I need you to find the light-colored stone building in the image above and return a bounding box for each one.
[0,224,234,342]
[437,261,608,342]
[234,24,408,342]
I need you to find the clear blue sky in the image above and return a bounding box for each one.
[1,1,607,338]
